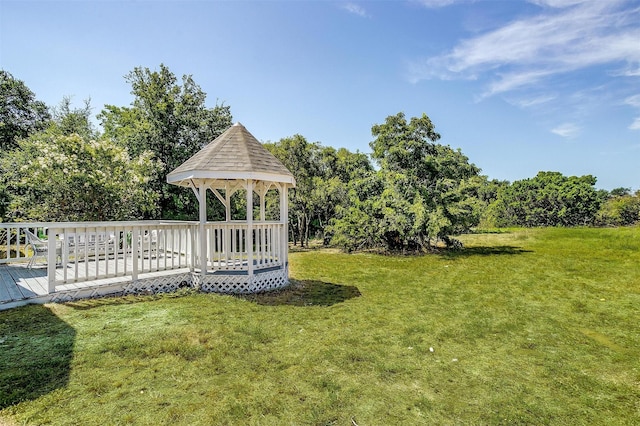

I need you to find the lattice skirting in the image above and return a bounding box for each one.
[196,268,289,294]
[50,288,102,303]
[42,269,288,306]
[123,272,193,295]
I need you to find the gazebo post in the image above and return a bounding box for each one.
[259,184,266,221]
[280,185,288,271]
[199,181,207,276]
[246,179,254,278]
[224,182,231,222]
[224,183,231,266]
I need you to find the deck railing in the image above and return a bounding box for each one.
[51,221,196,289]
[0,223,49,264]
[203,222,284,271]
[1,220,287,294]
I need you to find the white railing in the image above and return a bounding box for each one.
[202,222,284,272]
[1,220,287,294]
[252,223,284,270]
[51,221,196,288]
[0,223,50,264]
[0,221,196,292]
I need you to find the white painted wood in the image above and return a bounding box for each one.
[4,221,222,279]
[0,196,291,306]
[246,179,254,277]
[225,182,232,221]
[132,227,139,281]
[199,182,207,275]
[47,228,57,292]
[280,186,288,271]
[168,170,295,186]
[210,187,226,206]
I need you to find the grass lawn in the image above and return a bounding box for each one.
[1,227,639,425]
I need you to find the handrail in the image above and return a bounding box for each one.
[202,222,284,272]
[1,220,288,294]
[0,219,198,228]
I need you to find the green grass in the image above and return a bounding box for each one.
[1,227,639,425]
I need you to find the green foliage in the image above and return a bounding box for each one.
[1,131,160,221]
[0,70,51,151]
[329,205,377,252]
[50,97,97,140]
[309,175,347,242]
[596,191,640,226]
[370,112,441,173]
[264,135,317,246]
[265,136,370,247]
[330,112,481,251]
[475,177,510,227]
[609,187,631,197]
[493,171,602,227]
[99,64,233,219]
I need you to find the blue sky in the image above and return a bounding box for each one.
[1,0,639,190]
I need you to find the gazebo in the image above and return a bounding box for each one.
[167,122,296,294]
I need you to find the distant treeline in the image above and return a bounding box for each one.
[264,135,639,251]
[1,67,638,253]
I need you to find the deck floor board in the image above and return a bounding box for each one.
[0,252,190,307]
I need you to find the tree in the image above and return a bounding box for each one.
[476,177,511,228]
[327,169,385,252]
[0,70,51,151]
[309,175,347,244]
[264,135,319,247]
[264,137,371,247]
[51,97,97,139]
[609,187,631,197]
[99,64,232,219]
[330,112,481,251]
[496,172,601,227]
[596,190,640,226]
[1,130,160,222]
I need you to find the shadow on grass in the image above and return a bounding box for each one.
[238,280,361,307]
[0,304,75,409]
[64,287,195,311]
[441,245,533,259]
[466,229,512,234]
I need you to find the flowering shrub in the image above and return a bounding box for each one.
[2,131,161,221]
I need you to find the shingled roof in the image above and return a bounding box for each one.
[167,122,295,187]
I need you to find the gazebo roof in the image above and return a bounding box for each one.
[167,122,295,187]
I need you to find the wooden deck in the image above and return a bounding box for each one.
[0,263,49,302]
[0,220,291,309]
[0,254,192,310]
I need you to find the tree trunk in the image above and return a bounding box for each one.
[298,215,305,248]
[304,214,311,248]
[290,218,298,246]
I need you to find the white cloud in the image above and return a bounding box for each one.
[625,94,640,107]
[508,94,557,108]
[341,3,369,18]
[551,123,581,138]
[408,0,640,96]
[481,69,556,99]
[528,0,587,8]
[619,67,640,77]
[625,95,640,130]
[416,0,459,8]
